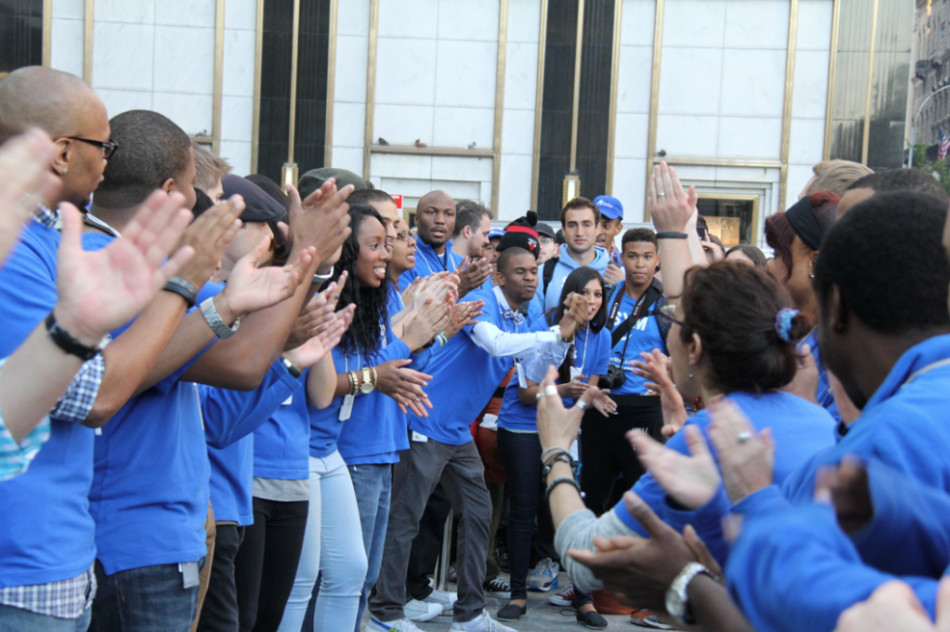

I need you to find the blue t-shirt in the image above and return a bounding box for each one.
[407,285,535,445]
[613,390,835,564]
[309,319,412,458]
[801,330,842,423]
[605,283,667,395]
[398,239,464,288]
[86,233,218,574]
[204,360,301,524]
[498,324,611,433]
[253,387,310,480]
[0,221,99,588]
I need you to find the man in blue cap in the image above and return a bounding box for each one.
[594,195,625,285]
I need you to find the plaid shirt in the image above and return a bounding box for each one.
[0,209,102,618]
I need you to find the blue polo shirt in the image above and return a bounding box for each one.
[498,324,611,433]
[0,221,99,588]
[398,239,463,288]
[407,285,538,445]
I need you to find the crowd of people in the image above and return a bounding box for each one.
[2,63,950,632]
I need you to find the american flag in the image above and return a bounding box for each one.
[939,129,950,160]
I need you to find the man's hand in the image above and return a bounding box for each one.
[375,359,433,417]
[443,300,483,340]
[628,426,721,510]
[219,235,314,320]
[568,492,700,612]
[173,196,244,288]
[54,193,194,345]
[457,257,492,296]
[286,180,353,265]
[648,161,697,233]
[814,456,873,534]
[604,262,625,285]
[557,292,590,339]
[0,128,61,262]
[707,399,775,503]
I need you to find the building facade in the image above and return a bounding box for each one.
[1,0,914,246]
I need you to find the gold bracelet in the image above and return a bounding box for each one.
[347,371,359,396]
[370,366,378,387]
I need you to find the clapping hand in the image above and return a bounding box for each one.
[286,180,353,266]
[633,349,687,436]
[0,129,61,263]
[628,425,721,510]
[707,399,775,503]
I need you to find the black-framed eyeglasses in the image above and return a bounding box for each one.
[657,303,685,327]
[68,137,119,159]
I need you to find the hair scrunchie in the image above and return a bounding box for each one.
[774,307,800,343]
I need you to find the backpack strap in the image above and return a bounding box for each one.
[542,257,558,296]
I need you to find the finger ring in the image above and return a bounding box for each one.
[544,385,558,397]
[737,431,753,444]
[577,401,588,410]
[657,192,666,197]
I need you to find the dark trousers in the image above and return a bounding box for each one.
[90,559,203,632]
[370,438,492,624]
[233,498,309,632]
[406,483,451,601]
[197,524,245,632]
[580,395,663,515]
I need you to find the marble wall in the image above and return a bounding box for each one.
[46,0,833,229]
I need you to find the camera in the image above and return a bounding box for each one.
[600,364,626,390]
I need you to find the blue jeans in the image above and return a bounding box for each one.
[89,560,203,632]
[0,604,91,632]
[348,463,392,631]
[279,451,367,632]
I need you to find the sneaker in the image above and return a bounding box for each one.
[450,611,519,631]
[527,558,559,592]
[424,588,458,614]
[404,599,443,622]
[484,577,511,593]
[367,616,424,632]
[548,583,574,607]
[576,609,608,630]
[629,613,676,629]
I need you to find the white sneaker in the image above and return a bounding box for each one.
[449,611,519,632]
[366,616,425,632]
[404,599,443,621]
[424,588,458,613]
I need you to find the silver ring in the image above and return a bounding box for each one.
[657,192,666,197]
[737,431,753,444]
[577,401,588,411]
[544,384,558,397]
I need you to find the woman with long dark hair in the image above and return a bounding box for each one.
[496,266,614,628]
[537,262,837,594]
[281,206,436,632]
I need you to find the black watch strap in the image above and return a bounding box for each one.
[163,276,198,308]
[45,312,101,361]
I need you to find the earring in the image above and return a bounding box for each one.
[60,167,68,175]
[688,372,694,379]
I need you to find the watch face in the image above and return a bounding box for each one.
[360,382,374,394]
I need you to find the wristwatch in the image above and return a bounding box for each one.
[665,562,716,626]
[359,366,375,394]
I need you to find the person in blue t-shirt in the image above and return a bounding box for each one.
[496,266,614,627]
[582,228,668,516]
[399,190,491,297]
[370,245,591,632]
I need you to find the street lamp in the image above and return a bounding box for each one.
[909,83,950,168]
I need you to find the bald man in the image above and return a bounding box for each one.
[401,190,491,297]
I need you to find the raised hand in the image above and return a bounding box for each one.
[286,180,353,266]
[557,292,588,340]
[634,349,687,436]
[283,273,347,351]
[568,492,701,613]
[536,365,596,451]
[400,296,451,351]
[220,234,314,319]
[285,304,355,369]
[457,257,492,296]
[443,299,484,340]
[707,399,775,503]
[648,161,697,233]
[0,128,61,263]
[174,195,244,288]
[628,426,720,510]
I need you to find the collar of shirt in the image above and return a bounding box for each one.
[33,205,59,229]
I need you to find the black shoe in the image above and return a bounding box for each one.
[496,602,526,621]
[576,609,608,630]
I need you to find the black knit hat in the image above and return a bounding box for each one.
[498,211,540,259]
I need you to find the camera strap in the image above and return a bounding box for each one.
[610,282,662,365]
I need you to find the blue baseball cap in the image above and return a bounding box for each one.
[488,228,505,240]
[593,195,623,220]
